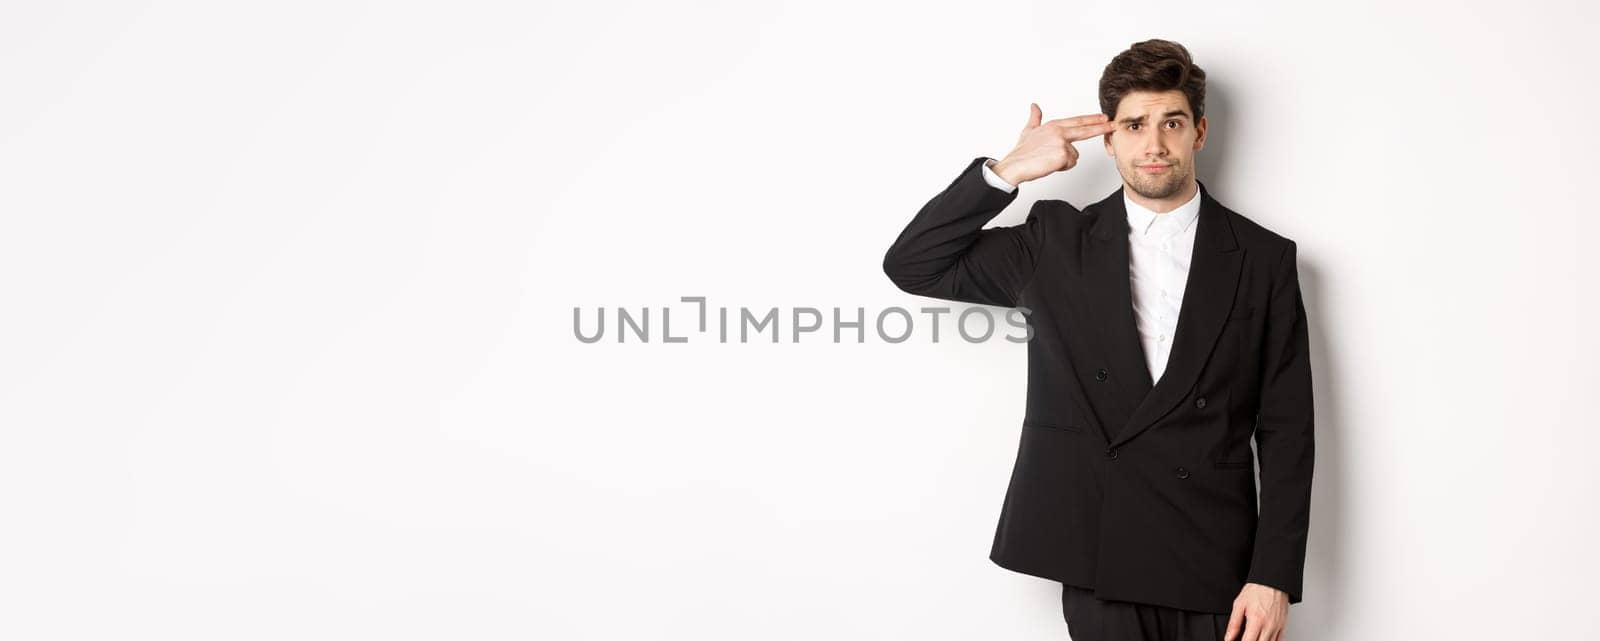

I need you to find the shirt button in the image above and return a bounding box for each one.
[1175,467,1190,479]
[1106,448,1119,460]
[1195,396,1207,409]
[1096,368,1108,382]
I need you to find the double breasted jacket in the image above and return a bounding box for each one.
[881,156,1315,614]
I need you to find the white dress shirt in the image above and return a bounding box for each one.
[981,159,1202,383]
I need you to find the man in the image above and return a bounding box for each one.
[881,40,1314,641]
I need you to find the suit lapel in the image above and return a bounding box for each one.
[1083,181,1244,450]
[1082,189,1154,441]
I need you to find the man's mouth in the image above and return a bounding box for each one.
[1138,164,1172,174]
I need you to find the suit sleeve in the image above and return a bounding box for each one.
[881,157,1052,308]
[1244,240,1316,604]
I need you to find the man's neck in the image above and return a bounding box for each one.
[1123,179,1199,214]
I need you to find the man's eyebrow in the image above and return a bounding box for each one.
[1117,110,1192,125]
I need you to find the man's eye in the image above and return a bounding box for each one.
[1166,120,1181,129]
[1128,123,1140,131]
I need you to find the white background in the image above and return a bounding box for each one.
[2,1,1595,639]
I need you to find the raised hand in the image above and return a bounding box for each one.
[990,103,1118,186]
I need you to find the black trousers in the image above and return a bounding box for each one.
[1060,583,1232,641]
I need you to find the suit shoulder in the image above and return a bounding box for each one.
[1219,203,1296,253]
[1026,197,1091,230]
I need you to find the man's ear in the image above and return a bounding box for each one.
[1104,132,1115,157]
[1193,115,1207,151]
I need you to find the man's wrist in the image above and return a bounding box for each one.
[982,158,1019,192]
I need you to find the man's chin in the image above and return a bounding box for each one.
[1124,175,1186,200]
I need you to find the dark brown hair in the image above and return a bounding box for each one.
[1098,39,1206,121]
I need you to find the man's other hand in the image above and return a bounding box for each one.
[1224,582,1289,641]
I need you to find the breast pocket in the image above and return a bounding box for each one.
[1022,420,1083,433]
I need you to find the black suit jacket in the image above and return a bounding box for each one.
[881,157,1314,614]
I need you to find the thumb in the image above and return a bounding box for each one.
[1026,102,1042,129]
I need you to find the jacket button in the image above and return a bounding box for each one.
[1096,368,1108,382]
[1175,467,1190,479]
[1105,448,1119,460]
[1195,396,1207,409]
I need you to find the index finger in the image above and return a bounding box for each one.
[1044,113,1110,128]
[1059,120,1120,143]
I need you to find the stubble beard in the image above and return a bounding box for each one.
[1123,161,1192,201]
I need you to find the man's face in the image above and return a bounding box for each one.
[1102,89,1208,201]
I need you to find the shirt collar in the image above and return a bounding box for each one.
[1124,183,1202,237]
